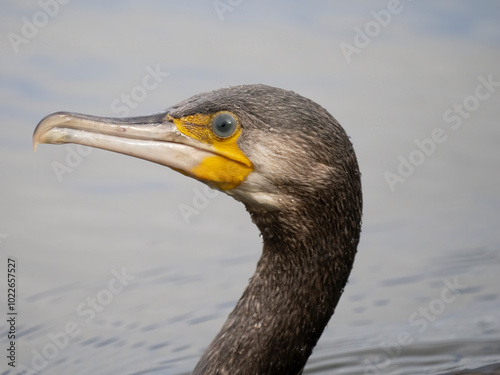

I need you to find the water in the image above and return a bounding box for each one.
[1,1,500,374]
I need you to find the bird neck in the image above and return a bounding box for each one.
[193,196,360,375]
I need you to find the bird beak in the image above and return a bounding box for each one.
[33,111,216,179]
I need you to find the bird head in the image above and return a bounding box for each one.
[33,85,360,217]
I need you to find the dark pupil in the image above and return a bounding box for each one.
[213,113,236,137]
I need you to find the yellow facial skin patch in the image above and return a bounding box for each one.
[169,112,253,190]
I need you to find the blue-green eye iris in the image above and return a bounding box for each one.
[212,112,238,138]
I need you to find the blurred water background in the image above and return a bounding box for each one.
[1,1,499,374]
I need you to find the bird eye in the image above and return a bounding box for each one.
[211,112,238,139]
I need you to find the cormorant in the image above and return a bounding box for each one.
[33,84,363,374]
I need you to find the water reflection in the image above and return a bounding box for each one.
[1,244,498,374]
[2,2,499,373]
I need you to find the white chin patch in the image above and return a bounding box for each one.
[226,137,306,210]
[228,172,292,211]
